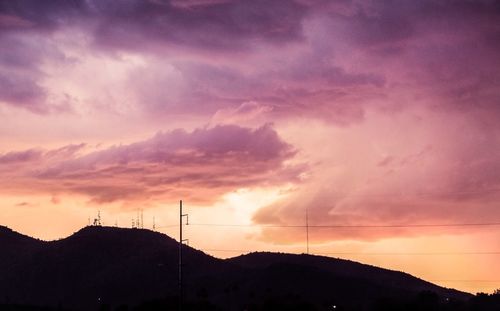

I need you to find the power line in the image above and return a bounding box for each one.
[198,249,500,284]
[199,248,500,256]
[188,221,500,229]
[319,251,500,256]
[159,208,500,290]
[430,280,500,283]
[155,224,179,229]
[320,188,500,198]
[202,248,290,253]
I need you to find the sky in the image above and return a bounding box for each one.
[1,0,500,294]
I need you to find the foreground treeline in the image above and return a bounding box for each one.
[371,291,500,311]
[1,291,500,311]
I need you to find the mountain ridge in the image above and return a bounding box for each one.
[0,225,472,310]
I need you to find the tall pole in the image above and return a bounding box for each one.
[178,200,188,311]
[306,207,309,254]
[179,200,183,311]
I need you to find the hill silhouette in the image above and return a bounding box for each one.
[0,225,473,310]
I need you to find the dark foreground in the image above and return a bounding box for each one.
[1,292,500,311]
[1,226,498,311]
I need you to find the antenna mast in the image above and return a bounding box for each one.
[92,211,102,226]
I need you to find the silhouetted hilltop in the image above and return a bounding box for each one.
[0,225,43,249]
[0,226,472,310]
[0,225,44,268]
[0,226,225,309]
[229,252,461,296]
[227,252,468,308]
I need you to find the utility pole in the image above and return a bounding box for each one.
[179,200,189,311]
[306,207,309,255]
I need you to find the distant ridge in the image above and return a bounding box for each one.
[0,225,43,244]
[0,225,44,267]
[0,225,471,310]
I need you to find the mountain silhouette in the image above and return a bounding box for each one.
[0,225,471,310]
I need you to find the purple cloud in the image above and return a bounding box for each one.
[0,124,302,204]
[0,0,499,125]
[0,0,308,49]
[0,148,41,164]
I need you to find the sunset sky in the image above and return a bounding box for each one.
[1,0,500,294]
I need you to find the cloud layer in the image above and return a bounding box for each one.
[1,0,500,245]
[0,124,300,204]
[1,1,498,122]
[252,109,500,242]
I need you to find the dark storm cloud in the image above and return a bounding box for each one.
[0,0,309,49]
[1,0,499,122]
[0,0,87,34]
[0,0,311,112]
